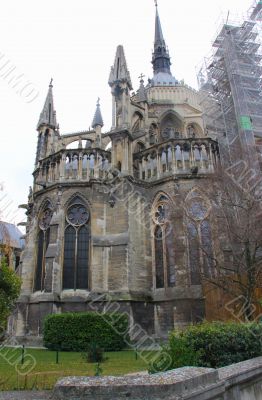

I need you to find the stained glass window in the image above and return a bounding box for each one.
[34,206,53,292]
[166,226,176,287]
[187,221,201,285]
[63,198,90,290]
[155,226,164,288]
[201,220,214,278]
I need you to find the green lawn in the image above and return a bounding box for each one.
[0,348,154,391]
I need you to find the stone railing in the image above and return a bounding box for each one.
[133,138,219,181]
[34,148,111,189]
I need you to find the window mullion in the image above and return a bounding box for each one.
[74,228,78,290]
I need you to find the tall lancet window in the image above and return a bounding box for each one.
[186,190,214,284]
[34,204,53,292]
[63,197,90,290]
[152,194,176,289]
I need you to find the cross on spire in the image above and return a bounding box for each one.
[138,73,145,82]
[154,0,158,7]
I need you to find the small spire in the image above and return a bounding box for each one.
[137,74,147,102]
[92,97,104,128]
[109,45,133,90]
[37,79,58,130]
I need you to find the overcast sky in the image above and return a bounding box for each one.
[0,0,254,226]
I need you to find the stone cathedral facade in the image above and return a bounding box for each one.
[12,4,222,343]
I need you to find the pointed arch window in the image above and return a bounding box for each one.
[63,197,90,290]
[34,204,53,292]
[152,195,176,289]
[186,191,214,284]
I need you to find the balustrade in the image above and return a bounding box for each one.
[134,138,219,181]
[35,149,111,188]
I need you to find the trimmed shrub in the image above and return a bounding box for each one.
[182,321,262,368]
[43,312,129,352]
[151,321,262,373]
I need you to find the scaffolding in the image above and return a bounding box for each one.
[197,0,262,168]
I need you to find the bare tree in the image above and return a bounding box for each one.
[187,163,262,320]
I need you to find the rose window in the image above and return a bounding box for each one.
[66,204,89,226]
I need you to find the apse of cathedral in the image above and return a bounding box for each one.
[12,3,226,343]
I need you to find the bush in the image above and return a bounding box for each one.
[0,257,21,331]
[151,321,262,373]
[43,312,129,352]
[183,321,262,368]
[149,334,201,374]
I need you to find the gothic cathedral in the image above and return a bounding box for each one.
[13,4,224,343]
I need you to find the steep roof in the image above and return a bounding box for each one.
[92,98,104,128]
[0,221,24,249]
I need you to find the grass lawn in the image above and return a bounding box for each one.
[0,348,155,391]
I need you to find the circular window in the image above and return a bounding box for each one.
[66,204,89,226]
[186,197,210,221]
[39,208,53,230]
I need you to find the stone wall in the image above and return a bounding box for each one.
[52,357,262,400]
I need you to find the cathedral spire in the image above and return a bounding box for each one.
[150,2,177,86]
[37,79,58,130]
[154,1,164,46]
[152,3,171,75]
[92,98,104,128]
[108,45,133,90]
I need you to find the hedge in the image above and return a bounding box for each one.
[43,312,129,352]
[151,321,262,372]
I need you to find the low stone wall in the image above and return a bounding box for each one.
[52,357,262,400]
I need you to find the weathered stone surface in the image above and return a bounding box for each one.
[52,357,262,400]
[52,367,218,400]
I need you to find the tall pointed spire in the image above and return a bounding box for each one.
[151,2,177,86]
[109,45,133,90]
[37,79,58,130]
[154,1,164,46]
[92,98,104,128]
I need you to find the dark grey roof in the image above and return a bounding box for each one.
[155,5,165,45]
[0,221,24,249]
[37,79,58,130]
[108,45,133,90]
[92,98,104,128]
